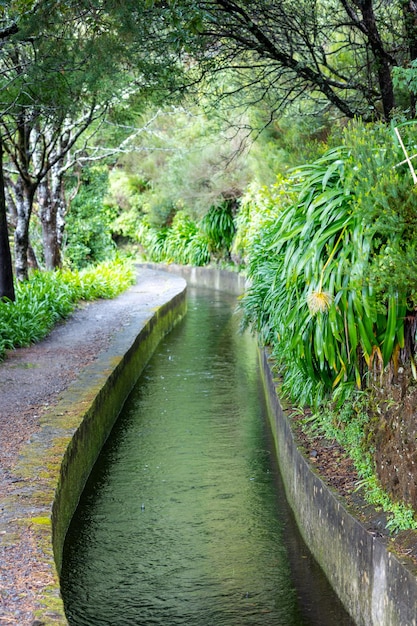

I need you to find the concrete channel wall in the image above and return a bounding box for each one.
[260,350,417,626]
[141,263,248,296]
[52,283,188,575]
[35,270,187,624]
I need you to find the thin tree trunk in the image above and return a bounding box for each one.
[38,176,60,269]
[357,0,396,119]
[402,0,417,116]
[5,177,39,271]
[0,137,15,300]
[38,161,66,270]
[14,179,36,282]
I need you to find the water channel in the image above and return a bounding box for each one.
[60,286,354,626]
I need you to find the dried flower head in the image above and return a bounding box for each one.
[307,290,333,315]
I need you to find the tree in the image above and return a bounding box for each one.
[2,101,105,277]
[0,137,15,300]
[0,0,185,281]
[0,2,26,297]
[168,0,416,122]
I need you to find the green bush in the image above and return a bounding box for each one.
[239,119,417,529]
[232,177,295,264]
[64,166,117,269]
[0,260,135,361]
[241,124,417,406]
[200,201,235,259]
[135,211,212,266]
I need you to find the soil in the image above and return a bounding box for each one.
[290,403,417,567]
[370,368,417,511]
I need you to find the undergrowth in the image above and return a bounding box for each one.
[302,391,417,533]
[0,259,136,361]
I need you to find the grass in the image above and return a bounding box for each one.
[0,259,136,361]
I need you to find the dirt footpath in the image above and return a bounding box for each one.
[0,266,185,625]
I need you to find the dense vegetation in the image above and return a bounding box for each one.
[0,259,135,361]
[3,1,417,531]
[237,121,417,530]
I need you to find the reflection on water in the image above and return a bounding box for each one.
[61,288,354,626]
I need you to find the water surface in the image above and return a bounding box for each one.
[61,287,354,626]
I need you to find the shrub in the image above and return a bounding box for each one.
[0,260,135,360]
[241,122,417,406]
[64,166,117,269]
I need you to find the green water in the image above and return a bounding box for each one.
[60,288,354,626]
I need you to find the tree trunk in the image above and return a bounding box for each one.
[5,177,39,272]
[38,175,61,270]
[355,0,396,119]
[38,157,67,270]
[14,178,36,282]
[0,137,15,300]
[402,0,417,115]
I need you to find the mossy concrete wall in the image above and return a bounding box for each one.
[260,349,417,626]
[52,288,187,576]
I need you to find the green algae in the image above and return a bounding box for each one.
[30,516,51,526]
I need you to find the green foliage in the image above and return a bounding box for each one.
[238,119,417,529]
[64,167,117,269]
[247,106,331,181]
[59,258,136,301]
[344,121,417,303]
[139,211,211,266]
[393,60,417,97]
[241,121,417,407]
[106,107,251,233]
[106,104,339,261]
[241,146,354,405]
[232,178,295,264]
[0,259,135,360]
[200,202,235,258]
